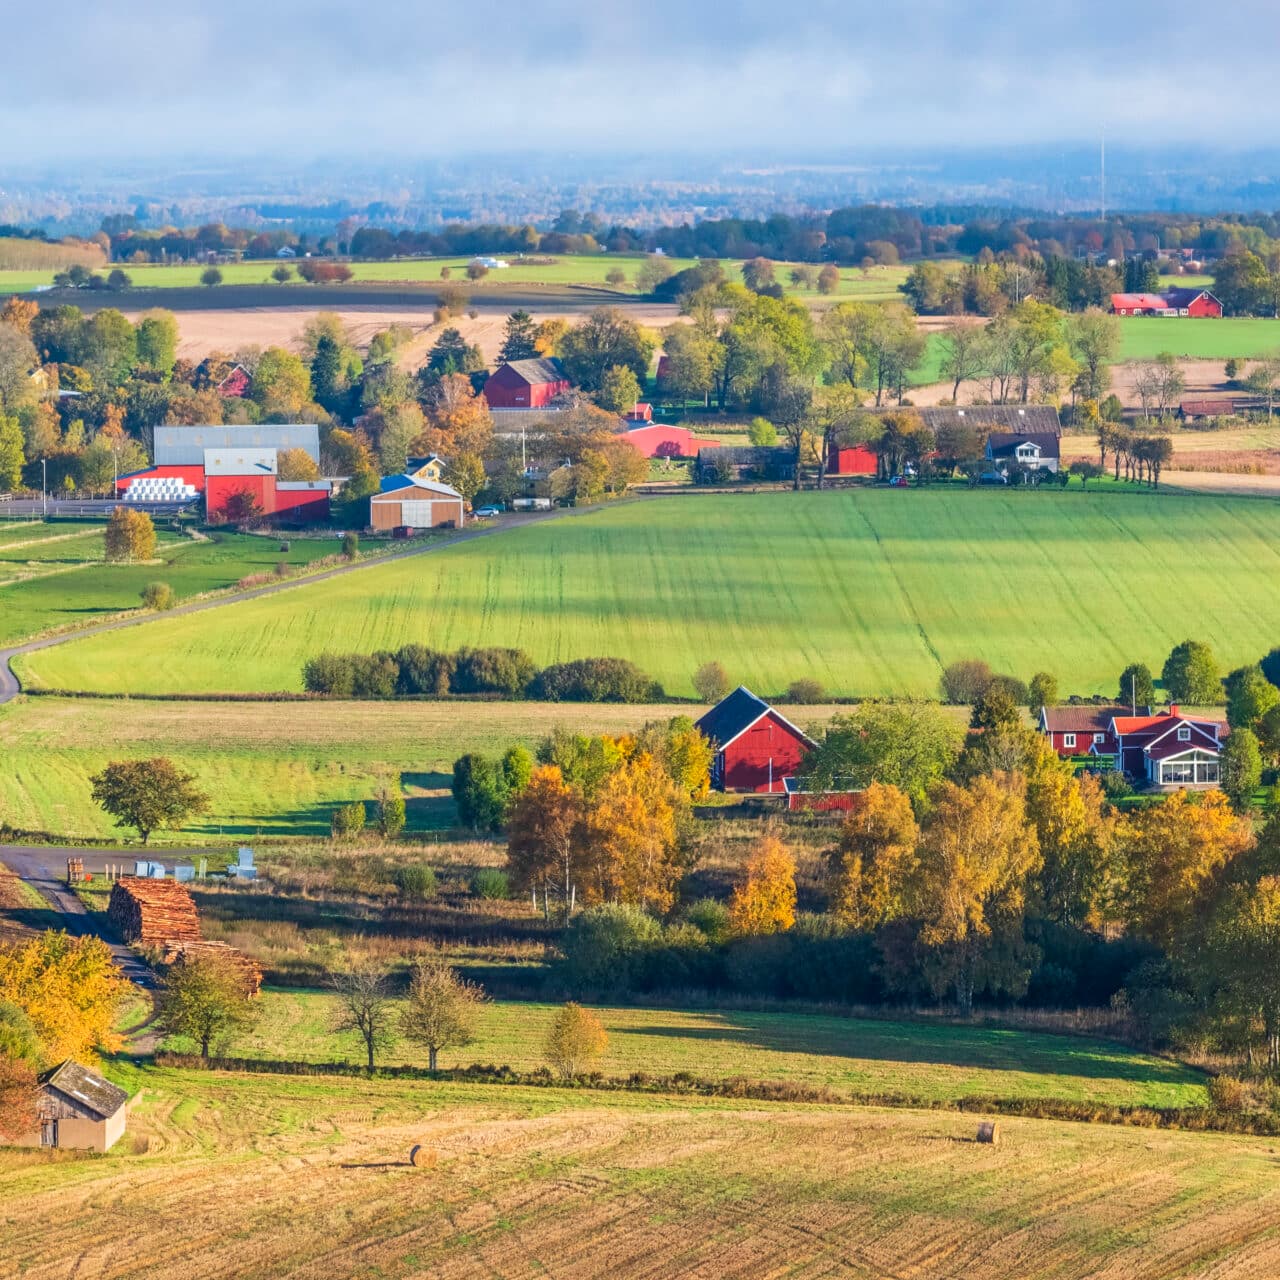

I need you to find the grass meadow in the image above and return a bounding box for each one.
[0,255,914,301]
[1117,315,1280,361]
[0,522,366,645]
[21,488,1280,701]
[207,987,1208,1109]
[5,1062,1277,1280]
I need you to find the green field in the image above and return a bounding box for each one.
[217,989,1207,1109]
[0,696,763,839]
[6,1062,1275,1280]
[1118,315,1280,362]
[0,523,361,646]
[0,255,914,301]
[20,488,1280,701]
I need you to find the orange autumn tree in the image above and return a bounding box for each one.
[0,931,128,1063]
[506,765,583,919]
[0,1054,37,1142]
[581,752,683,912]
[729,831,797,935]
[827,782,919,930]
[1117,790,1255,950]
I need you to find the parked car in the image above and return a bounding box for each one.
[978,470,1008,485]
[472,505,503,518]
[888,476,910,488]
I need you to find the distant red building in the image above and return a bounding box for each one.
[695,686,817,794]
[1038,705,1122,757]
[1110,289,1224,317]
[826,441,879,476]
[215,364,251,398]
[483,358,570,409]
[624,403,654,423]
[622,423,722,459]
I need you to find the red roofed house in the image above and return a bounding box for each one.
[624,403,654,424]
[483,358,570,409]
[1110,289,1224,317]
[1038,705,1122,758]
[1110,706,1227,788]
[694,686,817,793]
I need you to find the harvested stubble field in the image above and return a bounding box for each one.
[22,488,1280,701]
[0,697,869,839]
[216,989,1207,1109]
[3,1063,1279,1279]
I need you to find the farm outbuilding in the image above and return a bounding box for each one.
[826,442,879,476]
[483,358,570,409]
[15,1060,129,1153]
[622,423,722,459]
[154,424,321,466]
[695,686,817,794]
[1110,289,1224,317]
[370,476,465,531]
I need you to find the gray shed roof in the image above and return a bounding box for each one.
[40,1060,128,1120]
[917,406,1061,436]
[155,424,321,466]
[203,447,277,476]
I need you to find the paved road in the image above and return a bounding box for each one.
[0,509,564,705]
[0,845,166,988]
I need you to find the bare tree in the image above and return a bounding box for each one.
[330,963,396,1074]
[939,320,987,401]
[1245,354,1280,420]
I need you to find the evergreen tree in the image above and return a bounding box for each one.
[499,310,539,363]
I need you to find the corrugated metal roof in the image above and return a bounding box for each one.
[276,480,332,491]
[156,424,320,466]
[373,476,463,500]
[203,447,278,476]
[918,406,1062,435]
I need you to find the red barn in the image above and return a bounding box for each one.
[116,464,206,498]
[827,441,879,476]
[215,364,251,398]
[622,424,723,459]
[483,358,570,409]
[1164,287,1224,317]
[1110,289,1224,317]
[695,686,817,794]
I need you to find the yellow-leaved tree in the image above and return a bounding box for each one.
[0,931,128,1063]
[729,831,797,935]
[827,782,919,930]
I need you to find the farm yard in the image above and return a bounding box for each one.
[0,522,364,646]
[19,487,1280,701]
[3,1062,1280,1280]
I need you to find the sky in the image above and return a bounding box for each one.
[7,0,1280,160]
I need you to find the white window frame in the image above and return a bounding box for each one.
[1093,733,1106,744]
[1177,726,1191,741]
[1063,733,1076,749]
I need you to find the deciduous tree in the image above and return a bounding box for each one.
[544,1002,607,1078]
[827,782,919,928]
[399,958,486,1071]
[329,963,396,1074]
[157,952,258,1060]
[89,757,210,843]
[1222,728,1263,814]
[506,765,582,916]
[729,832,797,935]
[1162,639,1222,706]
[103,505,156,562]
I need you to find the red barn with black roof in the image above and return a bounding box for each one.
[694,686,817,794]
[483,357,570,408]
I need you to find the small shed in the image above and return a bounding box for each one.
[19,1060,129,1152]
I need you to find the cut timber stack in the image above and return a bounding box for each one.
[161,940,264,996]
[108,877,201,945]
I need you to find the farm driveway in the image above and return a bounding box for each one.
[0,507,580,704]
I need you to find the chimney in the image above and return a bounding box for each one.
[1169,704,1180,717]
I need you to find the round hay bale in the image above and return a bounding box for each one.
[975,1121,1000,1145]
[408,1145,438,1168]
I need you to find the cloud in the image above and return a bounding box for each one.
[6,0,1280,160]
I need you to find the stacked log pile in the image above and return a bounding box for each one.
[160,939,264,996]
[108,878,201,945]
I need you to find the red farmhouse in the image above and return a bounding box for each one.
[483,358,570,409]
[1110,289,1224,317]
[826,441,879,476]
[695,686,817,794]
[1038,705,1122,757]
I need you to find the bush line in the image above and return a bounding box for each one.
[153,1053,1259,1135]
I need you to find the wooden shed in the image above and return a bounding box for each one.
[108,877,201,945]
[369,477,465,531]
[17,1060,129,1153]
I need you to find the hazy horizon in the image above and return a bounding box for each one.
[8,1,1280,162]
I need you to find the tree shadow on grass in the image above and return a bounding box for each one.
[610,1012,1198,1086]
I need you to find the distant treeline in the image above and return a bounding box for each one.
[84,202,1280,270]
[302,646,664,703]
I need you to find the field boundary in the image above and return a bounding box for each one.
[154,1053,1251,1134]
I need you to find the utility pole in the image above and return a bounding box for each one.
[41,457,47,516]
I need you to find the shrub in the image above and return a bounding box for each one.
[544,1002,608,1078]
[395,644,455,695]
[376,794,406,838]
[349,652,400,699]
[528,657,663,703]
[693,661,730,703]
[341,531,359,559]
[394,864,437,900]
[140,581,175,611]
[939,659,993,704]
[560,904,663,993]
[682,898,733,944]
[452,646,537,696]
[303,652,356,697]
[452,753,507,832]
[786,678,824,704]
[1208,1074,1247,1114]
[331,801,366,839]
[471,869,510,899]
